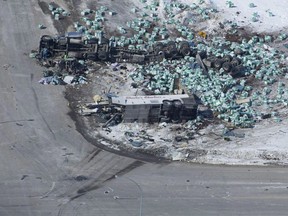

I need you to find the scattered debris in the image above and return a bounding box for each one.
[38,24,46,29]
[21,175,28,180]
[259,151,280,161]
[226,0,236,8]
[31,0,288,162]
[48,3,70,20]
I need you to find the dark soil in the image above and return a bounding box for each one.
[38,0,80,35]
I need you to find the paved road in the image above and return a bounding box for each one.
[0,0,288,215]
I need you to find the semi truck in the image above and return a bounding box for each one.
[38,32,196,64]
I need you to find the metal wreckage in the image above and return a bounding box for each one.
[38,31,196,63]
[38,31,243,72]
[36,31,245,126]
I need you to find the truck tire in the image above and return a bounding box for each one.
[214,59,223,69]
[98,51,108,61]
[166,41,176,49]
[179,41,189,49]
[222,62,232,72]
[234,48,243,56]
[154,42,164,53]
[87,53,97,60]
[180,47,191,56]
[166,48,178,58]
[223,55,232,62]
[231,57,241,67]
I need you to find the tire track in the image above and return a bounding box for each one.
[30,73,56,140]
[60,156,127,197]
[55,147,143,202]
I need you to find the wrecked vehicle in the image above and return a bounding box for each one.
[79,94,198,127]
[38,32,197,64]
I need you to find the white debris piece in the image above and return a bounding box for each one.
[63,75,74,84]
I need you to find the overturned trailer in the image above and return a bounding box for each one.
[38,32,196,64]
[110,94,198,123]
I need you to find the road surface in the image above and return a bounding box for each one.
[0,0,287,215]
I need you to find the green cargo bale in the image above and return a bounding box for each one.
[54,14,60,20]
[264,35,272,42]
[99,6,108,11]
[249,3,256,8]
[118,27,127,34]
[81,10,89,16]
[251,15,259,22]
[65,11,71,16]
[86,20,92,26]
[131,8,138,13]
[51,10,58,16]
[198,0,205,4]
[226,0,235,8]
[266,9,275,17]
[278,33,288,41]
[38,24,46,29]
[95,10,105,16]
[134,26,140,32]
[29,52,37,58]
[48,4,55,11]
[108,11,116,16]
[268,11,275,17]
[128,45,135,50]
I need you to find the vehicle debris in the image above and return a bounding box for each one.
[79,94,198,126]
[34,22,288,126]
[38,24,46,29]
[48,3,70,19]
[31,0,288,162]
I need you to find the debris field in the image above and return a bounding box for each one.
[32,0,288,164]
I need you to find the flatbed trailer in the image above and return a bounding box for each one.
[38,32,196,64]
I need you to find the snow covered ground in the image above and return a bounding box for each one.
[210,0,288,33]
[174,0,288,33]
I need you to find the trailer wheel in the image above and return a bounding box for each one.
[230,65,245,78]
[214,59,223,69]
[98,51,108,61]
[166,47,178,58]
[222,62,232,72]
[180,47,191,56]
[154,42,164,53]
[87,53,97,60]
[234,48,243,56]
[157,51,165,61]
[166,41,176,49]
[179,41,189,49]
[223,55,232,62]
[231,57,241,67]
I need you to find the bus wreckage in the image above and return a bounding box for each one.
[79,94,199,127]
